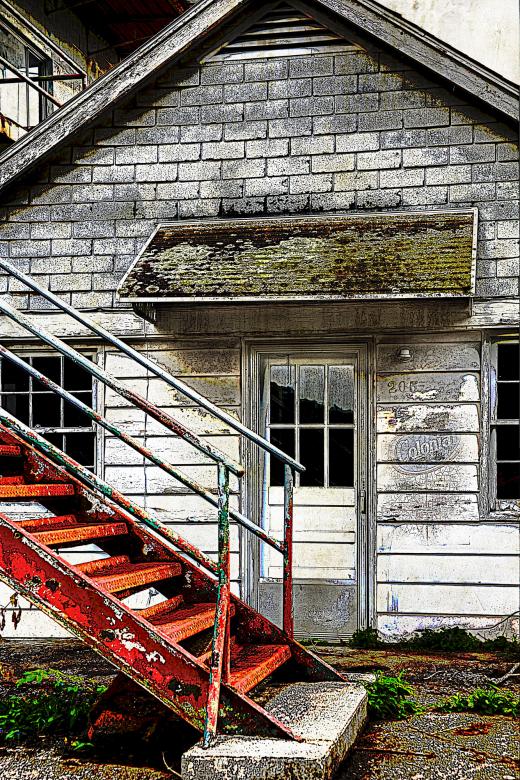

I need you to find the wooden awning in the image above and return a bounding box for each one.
[118,210,477,303]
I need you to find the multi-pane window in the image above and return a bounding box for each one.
[268,362,355,488]
[0,354,96,470]
[0,22,53,133]
[492,342,520,502]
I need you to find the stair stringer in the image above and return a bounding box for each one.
[0,512,298,740]
[0,424,345,736]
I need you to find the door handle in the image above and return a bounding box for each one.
[359,487,366,514]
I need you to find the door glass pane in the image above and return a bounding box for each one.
[329,429,354,487]
[270,365,295,424]
[300,429,324,486]
[299,365,324,423]
[328,365,354,424]
[498,343,519,381]
[65,432,95,470]
[497,383,520,419]
[269,429,295,486]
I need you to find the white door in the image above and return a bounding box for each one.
[254,349,365,640]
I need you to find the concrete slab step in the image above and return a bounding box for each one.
[181,681,367,780]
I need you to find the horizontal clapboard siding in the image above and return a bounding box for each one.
[374,337,512,635]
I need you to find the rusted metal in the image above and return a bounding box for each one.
[0,309,243,477]
[229,644,291,694]
[203,463,231,749]
[33,521,128,546]
[91,561,182,594]
[0,510,300,741]
[0,408,219,575]
[0,54,62,107]
[0,259,304,474]
[0,344,283,553]
[155,603,235,643]
[283,464,294,639]
[0,481,75,498]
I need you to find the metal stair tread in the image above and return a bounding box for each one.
[136,595,184,622]
[154,602,236,642]
[90,561,183,593]
[32,521,128,546]
[0,445,22,456]
[0,475,25,484]
[229,644,292,694]
[0,482,76,498]
[17,514,79,531]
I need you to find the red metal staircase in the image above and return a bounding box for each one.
[0,258,346,747]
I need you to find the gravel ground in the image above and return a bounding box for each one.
[0,640,518,780]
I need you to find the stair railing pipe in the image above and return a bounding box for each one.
[0,407,219,575]
[0,343,284,553]
[282,464,294,639]
[0,259,304,474]
[0,296,243,476]
[203,462,230,749]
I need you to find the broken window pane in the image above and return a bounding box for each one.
[299,365,324,424]
[300,429,324,487]
[328,365,354,424]
[329,429,354,487]
[270,365,295,424]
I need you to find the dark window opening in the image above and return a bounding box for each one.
[0,353,96,471]
[493,342,520,501]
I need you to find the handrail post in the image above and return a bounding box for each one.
[282,464,294,639]
[203,462,230,748]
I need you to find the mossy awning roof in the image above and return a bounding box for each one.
[118,211,476,303]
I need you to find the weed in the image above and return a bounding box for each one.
[349,626,519,655]
[350,628,382,649]
[366,670,423,720]
[435,687,520,717]
[0,668,107,744]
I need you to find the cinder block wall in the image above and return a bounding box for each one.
[0,45,518,310]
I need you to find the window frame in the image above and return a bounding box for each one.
[0,348,98,473]
[489,338,520,512]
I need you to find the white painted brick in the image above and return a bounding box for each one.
[202,141,244,160]
[245,177,289,197]
[357,150,401,170]
[290,173,332,194]
[334,171,378,191]
[291,136,334,155]
[450,183,496,202]
[380,168,424,187]
[178,161,221,181]
[311,154,354,173]
[267,157,310,176]
[269,117,312,137]
[403,147,448,167]
[313,114,356,134]
[336,132,379,152]
[401,186,448,206]
[159,144,201,162]
[426,165,472,185]
[223,159,265,179]
[247,139,289,158]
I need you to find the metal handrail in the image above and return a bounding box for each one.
[0,343,283,553]
[0,259,305,473]
[0,263,298,746]
[0,408,218,575]
[0,296,243,477]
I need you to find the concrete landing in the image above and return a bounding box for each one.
[181,682,367,780]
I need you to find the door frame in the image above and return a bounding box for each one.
[242,337,374,636]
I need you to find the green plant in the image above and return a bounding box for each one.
[407,627,481,652]
[436,687,520,717]
[366,670,423,720]
[350,628,382,649]
[0,668,107,744]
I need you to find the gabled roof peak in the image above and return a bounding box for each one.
[0,0,517,194]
